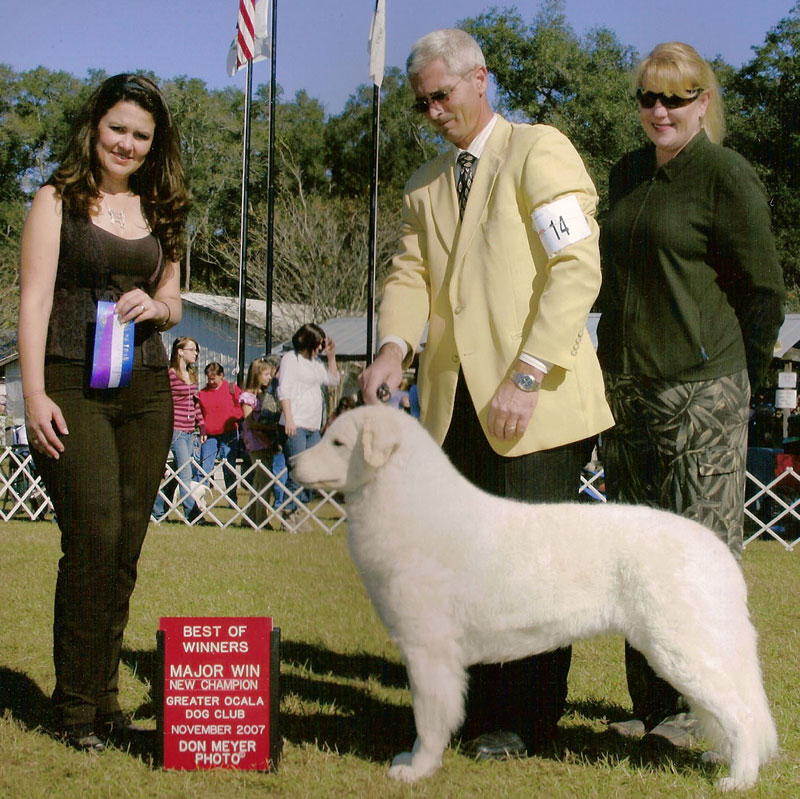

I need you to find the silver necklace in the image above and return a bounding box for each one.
[102,195,128,229]
[106,202,126,228]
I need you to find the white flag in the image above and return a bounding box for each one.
[368,0,386,87]
[227,0,271,78]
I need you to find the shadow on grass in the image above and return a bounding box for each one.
[115,644,715,780]
[0,663,159,762]
[0,666,54,731]
[280,640,409,689]
[120,640,416,764]
[557,722,718,783]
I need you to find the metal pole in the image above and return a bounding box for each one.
[366,83,381,365]
[264,0,278,355]
[236,60,253,387]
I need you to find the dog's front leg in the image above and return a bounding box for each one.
[388,645,466,783]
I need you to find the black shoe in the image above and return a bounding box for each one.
[643,713,696,750]
[608,718,646,739]
[462,730,527,760]
[96,712,148,742]
[60,723,105,752]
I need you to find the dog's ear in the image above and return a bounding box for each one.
[361,413,401,468]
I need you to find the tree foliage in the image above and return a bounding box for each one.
[461,3,643,213]
[326,68,442,197]
[726,2,800,301]
[463,2,800,305]
[212,165,402,332]
[1,0,799,335]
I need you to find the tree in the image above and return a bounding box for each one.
[462,1,584,123]
[165,78,249,293]
[0,66,86,328]
[3,7,799,325]
[326,68,443,197]
[728,3,800,305]
[268,88,329,194]
[211,156,402,329]
[461,2,642,213]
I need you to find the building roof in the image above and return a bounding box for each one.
[271,315,379,359]
[775,315,800,358]
[181,293,305,342]
[0,331,18,368]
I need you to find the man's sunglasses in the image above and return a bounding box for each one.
[636,88,704,109]
[412,69,475,114]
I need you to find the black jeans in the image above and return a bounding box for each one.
[442,372,590,749]
[32,362,172,727]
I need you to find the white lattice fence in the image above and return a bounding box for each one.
[151,457,346,534]
[0,446,53,521]
[573,466,800,552]
[743,468,800,551]
[0,444,797,548]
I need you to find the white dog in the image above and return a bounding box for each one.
[188,479,210,511]
[291,405,777,791]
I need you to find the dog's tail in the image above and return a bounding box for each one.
[738,656,779,765]
[691,640,778,767]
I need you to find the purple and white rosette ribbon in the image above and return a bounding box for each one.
[90,301,134,389]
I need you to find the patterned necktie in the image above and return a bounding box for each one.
[457,152,476,220]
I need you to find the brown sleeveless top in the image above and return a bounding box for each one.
[45,211,168,367]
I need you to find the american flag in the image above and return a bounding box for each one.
[227,0,270,77]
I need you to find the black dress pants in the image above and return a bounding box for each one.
[442,371,589,749]
[32,362,172,727]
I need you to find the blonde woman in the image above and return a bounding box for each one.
[153,336,205,521]
[597,43,784,745]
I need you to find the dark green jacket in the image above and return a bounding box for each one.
[597,130,784,390]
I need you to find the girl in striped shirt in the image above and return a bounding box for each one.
[153,336,205,520]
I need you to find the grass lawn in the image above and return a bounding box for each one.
[0,520,798,798]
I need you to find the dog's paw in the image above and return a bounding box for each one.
[388,752,440,783]
[387,764,431,783]
[714,775,755,793]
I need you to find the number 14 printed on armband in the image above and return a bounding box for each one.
[532,194,592,258]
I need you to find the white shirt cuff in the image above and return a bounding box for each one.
[378,336,409,360]
[518,353,551,374]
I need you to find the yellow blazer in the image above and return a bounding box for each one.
[378,116,614,456]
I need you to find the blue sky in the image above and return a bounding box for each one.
[1,1,795,114]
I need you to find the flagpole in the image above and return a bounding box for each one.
[366,0,385,366]
[264,0,278,355]
[366,82,380,366]
[236,59,254,387]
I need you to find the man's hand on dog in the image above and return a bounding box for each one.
[359,343,404,404]
[488,362,543,440]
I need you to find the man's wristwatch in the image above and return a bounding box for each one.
[510,371,542,392]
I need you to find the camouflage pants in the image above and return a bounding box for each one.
[603,370,749,559]
[602,370,750,726]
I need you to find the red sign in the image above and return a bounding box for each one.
[158,617,280,770]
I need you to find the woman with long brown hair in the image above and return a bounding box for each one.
[18,74,189,750]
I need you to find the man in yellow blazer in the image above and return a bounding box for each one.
[360,29,613,760]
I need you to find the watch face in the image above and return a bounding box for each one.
[512,372,539,391]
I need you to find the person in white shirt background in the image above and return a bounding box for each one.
[278,323,339,525]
